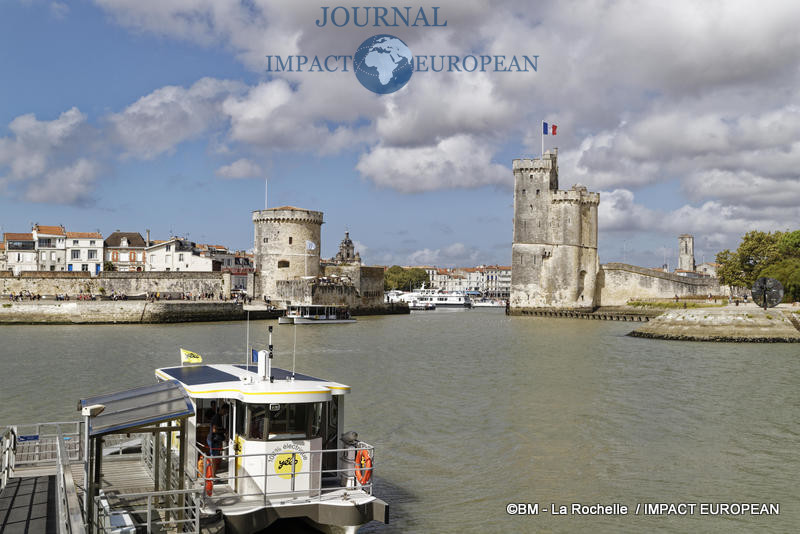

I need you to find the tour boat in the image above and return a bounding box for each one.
[154,336,388,533]
[399,288,472,308]
[279,305,356,324]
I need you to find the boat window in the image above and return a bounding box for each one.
[245,403,323,441]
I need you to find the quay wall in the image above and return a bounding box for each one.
[275,278,408,315]
[0,271,231,297]
[0,301,250,324]
[596,263,723,306]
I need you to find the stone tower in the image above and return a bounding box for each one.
[252,207,323,299]
[510,149,600,311]
[678,234,695,272]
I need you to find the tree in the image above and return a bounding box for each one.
[383,266,430,291]
[759,258,800,302]
[715,231,782,287]
[103,261,116,272]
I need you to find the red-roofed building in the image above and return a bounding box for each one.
[32,224,66,271]
[66,231,104,274]
[3,233,37,274]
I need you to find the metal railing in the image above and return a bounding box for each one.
[55,424,86,534]
[95,488,201,533]
[9,421,82,466]
[1,426,16,494]
[188,439,377,506]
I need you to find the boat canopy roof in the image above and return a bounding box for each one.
[79,380,194,437]
[155,364,350,404]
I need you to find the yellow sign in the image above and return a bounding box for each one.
[180,348,202,364]
[274,451,303,479]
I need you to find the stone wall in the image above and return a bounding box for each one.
[0,271,230,297]
[322,264,385,308]
[597,263,722,306]
[0,301,245,324]
[275,272,397,314]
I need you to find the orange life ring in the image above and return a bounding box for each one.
[355,449,372,484]
[204,458,214,496]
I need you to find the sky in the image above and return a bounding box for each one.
[1,1,798,269]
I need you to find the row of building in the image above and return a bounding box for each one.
[412,265,512,298]
[0,225,253,288]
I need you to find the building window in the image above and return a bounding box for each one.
[73,240,79,245]
[89,240,95,246]
[71,250,80,260]
[50,252,55,260]
[178,253,184,261]
[88,250,97,260]
[288,237,293,244]
[81,264,88,271]
[166,245,172,252]
[50,265,55,271]
[278,260,290,268]
[41,252,46,260]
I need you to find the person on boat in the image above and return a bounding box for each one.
[207,403,229,476]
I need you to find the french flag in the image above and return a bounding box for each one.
[543,122,557,135]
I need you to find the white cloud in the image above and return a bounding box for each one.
[25,159,100,205]
[107,77,244,159]
[356,134,510,193]
[215,158,263,179]
[407,242,482,267]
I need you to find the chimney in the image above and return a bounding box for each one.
[146,229,150,247]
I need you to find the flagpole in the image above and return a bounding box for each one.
[541,120,544,159]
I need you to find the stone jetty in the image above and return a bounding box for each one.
[629,305,800,342]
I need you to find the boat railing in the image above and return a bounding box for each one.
[94,488,201,533]
[190,440,377,505]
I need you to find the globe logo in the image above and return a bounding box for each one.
[353,34,413,94]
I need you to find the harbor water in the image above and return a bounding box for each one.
[1,309,798,533]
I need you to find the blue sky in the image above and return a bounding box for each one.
[1,1,799,269]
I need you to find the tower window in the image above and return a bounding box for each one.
[263,238,268,243]
[278,260,290,268]
[289,237,293,244]
[535,189,540,195]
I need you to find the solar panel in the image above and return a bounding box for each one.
[234,365,320,381]
[159,365,240,385]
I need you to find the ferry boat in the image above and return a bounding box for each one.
[399,289,472,308]
[154,348,387,533]
[407,299,436,311]
[279,304,356,324]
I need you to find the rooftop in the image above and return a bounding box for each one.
[4,232,34,241]
[66,232,103,239]
[104,232,146,248]
[33,225,65,236]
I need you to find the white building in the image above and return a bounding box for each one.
[145,238,219,272]
[32,224,66,271]
[483,265,511,299]
[0,241,6,272]
[3,233,37,275]
[697,262,719,278]
[66,232,103,274]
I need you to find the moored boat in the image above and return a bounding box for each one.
[279,304,356,324]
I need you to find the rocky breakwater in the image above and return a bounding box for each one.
[629,305,800,342]
[0,300,250,324]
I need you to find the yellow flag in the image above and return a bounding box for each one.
[180,348,202,365]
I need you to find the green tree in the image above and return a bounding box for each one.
[715,231,783,287]
[383,266,430,290]
[759,258,800,302]
[103,261,116,272]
